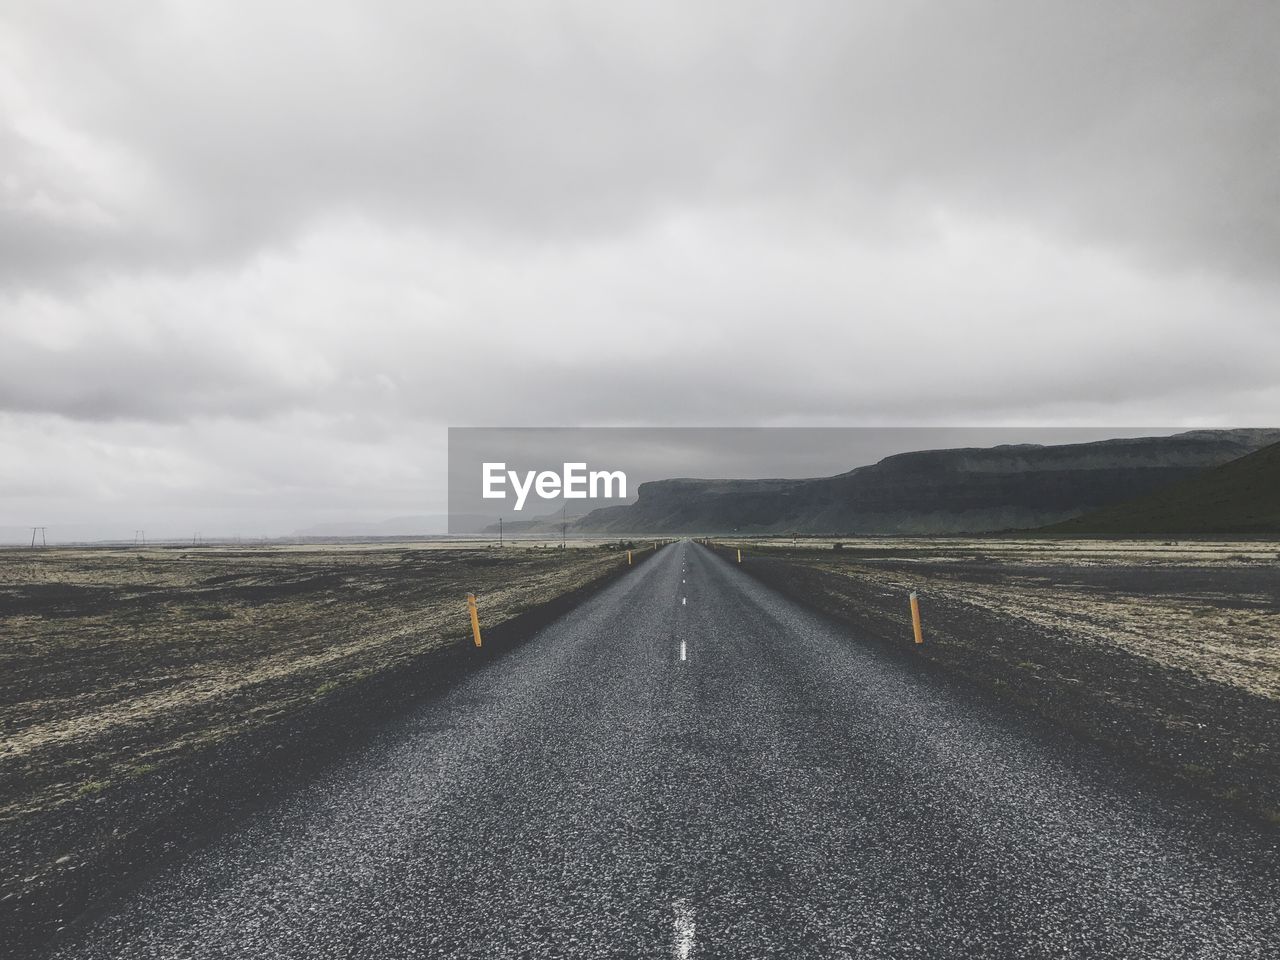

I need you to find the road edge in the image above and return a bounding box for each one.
[701,542,1280,831]
[15,544,666,960]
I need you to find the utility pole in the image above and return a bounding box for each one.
[499,516,503,547]
[134,530,146,548]
[30,527,46,548]
[561,504,566,550]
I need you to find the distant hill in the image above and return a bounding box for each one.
[1039,440,1280,536]
[570,429,1280,535]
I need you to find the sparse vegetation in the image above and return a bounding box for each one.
[715,536,1280,824]
[0,542,636,950]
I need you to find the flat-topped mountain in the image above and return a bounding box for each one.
[1040,438,1280,537]
[572,429,1280,535]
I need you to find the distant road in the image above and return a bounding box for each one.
[52,542,1280,958]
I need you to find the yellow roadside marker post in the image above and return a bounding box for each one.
[909,591,924,645]
[467,593,483,648]
[627,550,633,565]
[737,548,742,563]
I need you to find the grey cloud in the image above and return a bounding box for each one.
[2,2,1279,534]
[3,2,1277,286]
[4,207,1279,428]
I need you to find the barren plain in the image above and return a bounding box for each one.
[721,537,1280,822]
[0,542,642,952]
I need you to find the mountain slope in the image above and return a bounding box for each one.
[1040,440,1280,536]
[572,429,1280,535]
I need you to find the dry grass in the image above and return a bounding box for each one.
[731,538,1280,700]
[0,544,625,820]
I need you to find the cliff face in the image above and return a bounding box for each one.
[574,430,1280,535]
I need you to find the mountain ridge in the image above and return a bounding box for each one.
[569,429,1280,535]
[1040,439,1280,536]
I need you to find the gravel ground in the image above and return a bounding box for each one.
[0,543,640,957]
[45,541,1280,958]
[719,541,1280,824]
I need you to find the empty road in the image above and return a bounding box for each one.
[50,541,1280,958]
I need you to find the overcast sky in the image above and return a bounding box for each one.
[2,1,1278,539]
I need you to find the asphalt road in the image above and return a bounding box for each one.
[50,541,1280,958]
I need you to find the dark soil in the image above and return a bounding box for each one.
[711,544,1280,828]
[0,543,660,959]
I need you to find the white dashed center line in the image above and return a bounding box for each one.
[680,640,687,661]
[673,899,695,958]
